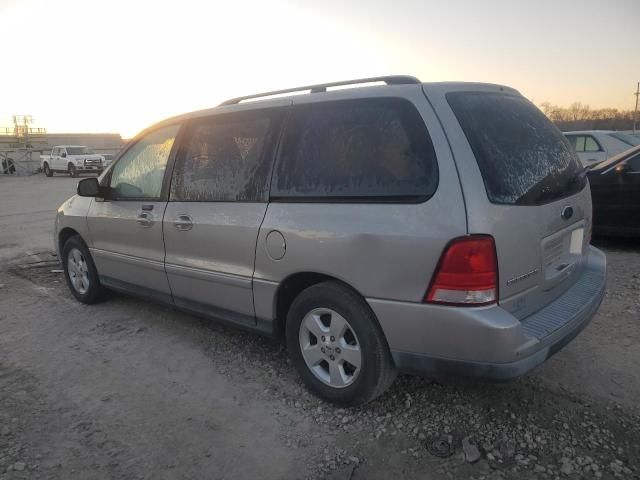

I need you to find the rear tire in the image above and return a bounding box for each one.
[43,163,53,177]
[68,164,78,178]
[286,281,396,405]
[61,235,104,304]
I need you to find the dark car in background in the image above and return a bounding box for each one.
[588,145,640,237]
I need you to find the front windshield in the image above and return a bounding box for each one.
[591,144,640,171]
[66,146,95,155]
[608,132,640,147]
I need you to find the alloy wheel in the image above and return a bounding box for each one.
[67,248,90,294]
[298,307,362,388]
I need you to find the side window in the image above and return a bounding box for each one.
[170,109,283,202]
[564,135,576,149]
[109,124,179,200]
[272,98,438,201]
[584,136,601,152]
[51,147,58,156]
[627,154,640,172]
[574,136,586,152]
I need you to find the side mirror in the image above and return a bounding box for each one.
[77,177,100,197]
[61,152,67,158]
[615,163,630,174]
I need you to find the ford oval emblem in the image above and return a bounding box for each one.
[561,206,574,220]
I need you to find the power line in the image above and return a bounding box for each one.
[634,82,639,133]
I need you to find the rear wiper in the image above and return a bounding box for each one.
[567,169,587,187]
[515,169,586,206]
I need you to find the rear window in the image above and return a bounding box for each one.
[447,92,586,205]
[609,132,640,147]
[272,98,438,202]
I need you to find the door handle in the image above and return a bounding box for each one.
[136,212,154,228]
[173,214,193,231]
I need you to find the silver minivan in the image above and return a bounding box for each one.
[56,76,606,405]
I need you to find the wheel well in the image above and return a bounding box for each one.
[58,227,79,252]
[274,272,362,339]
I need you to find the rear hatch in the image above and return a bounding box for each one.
[425,85,591,320]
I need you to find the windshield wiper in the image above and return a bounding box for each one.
[515,169,586,206]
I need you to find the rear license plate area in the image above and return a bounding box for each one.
[541,223,584,287]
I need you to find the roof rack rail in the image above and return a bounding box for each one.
[218,75,421,106]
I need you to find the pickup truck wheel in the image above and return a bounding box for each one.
[62,235,104,304]
[286,281,396,406]
[68,164,78,178]
[43,163,53,177]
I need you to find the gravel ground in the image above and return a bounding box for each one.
[0,175,639,479]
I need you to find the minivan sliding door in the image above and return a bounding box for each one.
[163,108,285,325]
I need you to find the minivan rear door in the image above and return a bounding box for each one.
[423,84,591,319]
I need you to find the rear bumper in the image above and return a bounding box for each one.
[368,246,606,380]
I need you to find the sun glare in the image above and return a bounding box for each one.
[0,0,637,138]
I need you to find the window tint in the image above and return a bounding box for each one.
[591,146,640,172]
[447,92,586,205]
[171,110,282,202]
[109,124,179,199]
[574,136,586,152]
[584,136,601,152]
[273,99,438,201]
[627,154,640,172]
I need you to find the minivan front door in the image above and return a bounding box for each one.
[163,109,284,324]
[87,124,181,302]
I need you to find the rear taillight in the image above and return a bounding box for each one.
[425,235,498,306]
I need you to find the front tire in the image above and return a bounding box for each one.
[286,281,396,405]
[43,163,53,177]
[61,235,103,304]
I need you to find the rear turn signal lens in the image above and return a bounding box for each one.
[425,235,498,306]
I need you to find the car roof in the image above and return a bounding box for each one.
[563,130,615,135]
[140,77,518,140]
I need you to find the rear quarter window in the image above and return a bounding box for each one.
[447,92,586,205]
[272,98,438,202]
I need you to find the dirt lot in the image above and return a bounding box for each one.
[0,174,639,480]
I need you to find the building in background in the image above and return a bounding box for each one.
[1,115,124,175]
[43,133,124,156]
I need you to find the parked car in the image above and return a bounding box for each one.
[54,76,606,405]
[587,145,640,236]
[101,154,115,167]
[41,145,106,177]
[564,130,640,167]
[622,130,640,141]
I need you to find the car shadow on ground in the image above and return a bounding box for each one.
[592,236,640,253]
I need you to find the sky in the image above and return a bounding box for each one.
[0,0,638,138]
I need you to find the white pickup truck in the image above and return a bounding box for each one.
[40,145,106,178]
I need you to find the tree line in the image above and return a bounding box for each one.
[539,102,637,131]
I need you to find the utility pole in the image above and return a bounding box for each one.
[634,82,639,133]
